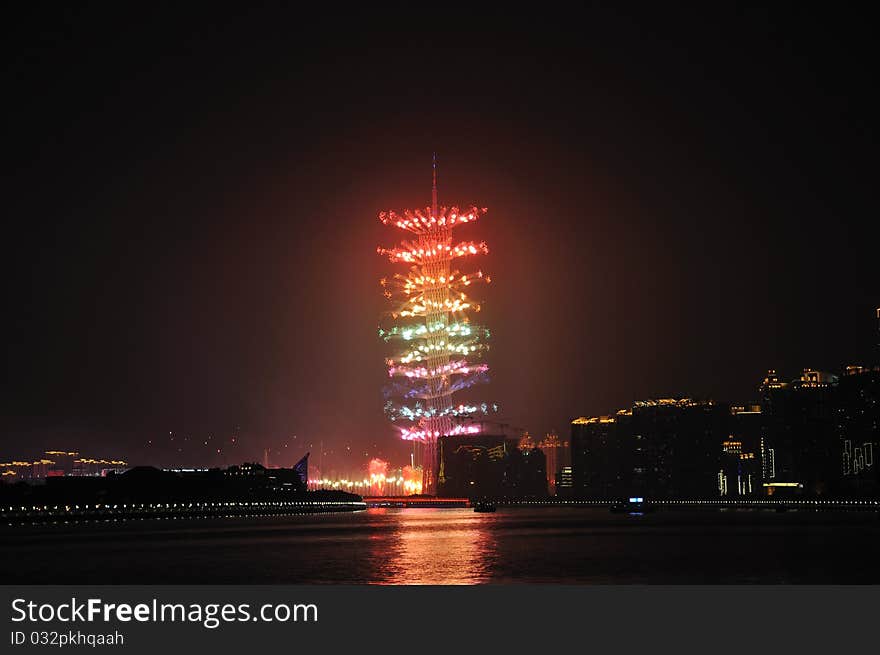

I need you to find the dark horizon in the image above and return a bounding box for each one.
[2,6,877,467]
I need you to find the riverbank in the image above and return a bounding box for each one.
[1,498,366,526]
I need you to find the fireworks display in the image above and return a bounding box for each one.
[369,458,389,495]
[400,465,423,495]
[378,157,494,494]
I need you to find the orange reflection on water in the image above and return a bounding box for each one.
[368,508,497,584]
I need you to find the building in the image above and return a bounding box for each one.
[837,366,879,496]
[571,398,728,499]
[719,404,763,497]
[0,460,55,481]
[72,458,128,477]
[438,434,547,498]
[556,466,573,496]
[509,446,548,498]
[570,412,631,498]
[0,452,127,481]
[538,431,567,495]
[44,451,79,475]
[729,403,763,460]
[377,161,493,495]
[630,398,728,498]
[760,368,838,495]
[718,439,760,497]
[755,362,880,497]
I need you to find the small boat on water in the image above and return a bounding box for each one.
[610,496,654,514]
[473,501,497,513]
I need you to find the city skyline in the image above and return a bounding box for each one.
[9,10,880,640]
[1,310,877,471]
[3,6,878,473]
[3,349,877,484]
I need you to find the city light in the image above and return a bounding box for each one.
[307,458,424,496]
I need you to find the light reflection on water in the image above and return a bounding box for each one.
[367,508,497,584]
[3,506,880,584]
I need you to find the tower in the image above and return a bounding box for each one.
[377,156,494,494]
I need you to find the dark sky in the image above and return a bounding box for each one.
[2,5,877,469]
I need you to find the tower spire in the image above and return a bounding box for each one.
[432,152,438,217]
[377,160,492,495]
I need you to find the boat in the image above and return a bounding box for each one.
[610,496,654,514]
[473,501,497,513]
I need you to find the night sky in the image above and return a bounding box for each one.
[2,6,877,469]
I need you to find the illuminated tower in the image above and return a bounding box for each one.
[538,431,567,495]
[378,156,494,494]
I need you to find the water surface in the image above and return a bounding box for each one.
[3,507,879,584]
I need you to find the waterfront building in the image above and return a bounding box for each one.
[718,439,760,497]
[556,466,574,496]
[760,368,838,495]
[44,451,79,475]
[571,398,727,499]
[570,412,631,498]
[837,366,880,496]
[438,434,547,497]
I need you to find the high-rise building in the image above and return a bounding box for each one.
[723,404,763,496]
[438,434,547,498]
[730,403,763,457]
[570,412,632,498]
[571,398,728,499]
[556,466,574,496]
[44,451,79,475]
[760,369,838,494]
[837,366,879,496]
[718,439,760,497]
[377,157,494,495]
